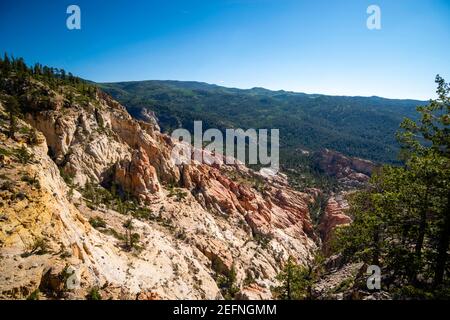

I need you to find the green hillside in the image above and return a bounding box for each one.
[99,80,424,165]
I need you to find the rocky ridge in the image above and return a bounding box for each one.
[0,79,318,300]
[313,149,376,188]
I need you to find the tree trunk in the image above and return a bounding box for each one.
[412,186,429,283]
[372,226,380,266]
[434,190,450,287]
[286,271,291,300]
[8,112,15,139]
[415,209,427,259]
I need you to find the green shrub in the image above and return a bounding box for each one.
[26,128,40,145]
[21,237,50,257]
[89,216,107,229]
[100,227,125,241]
[332,278,354,294]
[271,256,316,300]
[26,289,40,300]
[243,271,256,286]
[86,287,102,300]
[131,207,153,220]
[15,145,33,164]
[122,219,141,251]
[59,168,75,186]
[21,172,40,188]
[254,233,272,249]
[168,186,188,201]
[215,265,239,300]
[0,180,14,191]
[0,147,12,157]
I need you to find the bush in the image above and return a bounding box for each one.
[26,289,40,300]
[254,233,272,249]
[243,271,256,286]
[0,147,12,157]
[271,256,315,300]
[101,227,125,241]
[122,219,141,251]
[15,145,33,164]
[392,285,435,300]
[168,186,188,201]
[131,207,153,220]
[89,216,107,229]
[332,278,354,294]
[21,172,40,188]
[27,128,39,145]
[86,287,102,300]
[21,237,50,257]
[59,168,75,186]
[213,264,239,300]
[0,180,14,191]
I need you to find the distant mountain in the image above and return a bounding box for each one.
[99,80,425,166]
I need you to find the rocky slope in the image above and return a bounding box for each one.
[313,149,376,188]
[318,194,352,254]
[0,77,319,300]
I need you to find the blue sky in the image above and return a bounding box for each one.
[0,0,449,99]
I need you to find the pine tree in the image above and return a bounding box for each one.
[4,96,20,139]
[33,63,42,76]
[123,219,134,250]
[272,256,315,300]
[398,75,450,288]
[1,53,11,74]
[332,76,450,297]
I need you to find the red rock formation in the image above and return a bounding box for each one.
[180,160,316,242]
[114,147,161,201]
[237,283,268,300]
[1,80,319,299]
[319,196,352,254]
[313,149,376,188]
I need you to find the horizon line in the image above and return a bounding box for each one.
[98,78,430,102]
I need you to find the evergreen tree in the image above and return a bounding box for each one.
[1,53,11,74]
[332,76,450,297]
[4,96,20,139]
[272,256,315,300]
[397,75,450,288]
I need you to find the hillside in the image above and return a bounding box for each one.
[0,56,328,300]
[100,80,424,166]
[2,55,447,300]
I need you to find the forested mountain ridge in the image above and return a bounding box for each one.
[99,80,426,165]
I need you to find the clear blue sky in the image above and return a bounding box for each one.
[0,0,449,100]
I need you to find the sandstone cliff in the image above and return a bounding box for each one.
[318,194,352,254]
[313,149,376,188]
[0,78,318,300]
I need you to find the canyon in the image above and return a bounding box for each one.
[0,73,369,300]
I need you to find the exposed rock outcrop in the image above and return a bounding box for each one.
[114,147,161,201]
[318,194,352,254]
[313,149,376,188]
[0,78,318,300]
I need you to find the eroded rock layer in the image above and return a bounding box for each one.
[0,81,318,300]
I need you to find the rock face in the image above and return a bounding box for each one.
[318,194,352,254]
[114,147,161,201]
[25,108,131,187]
[138,108,160,132]
[0,79,318,300]
[313,149,376,188]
